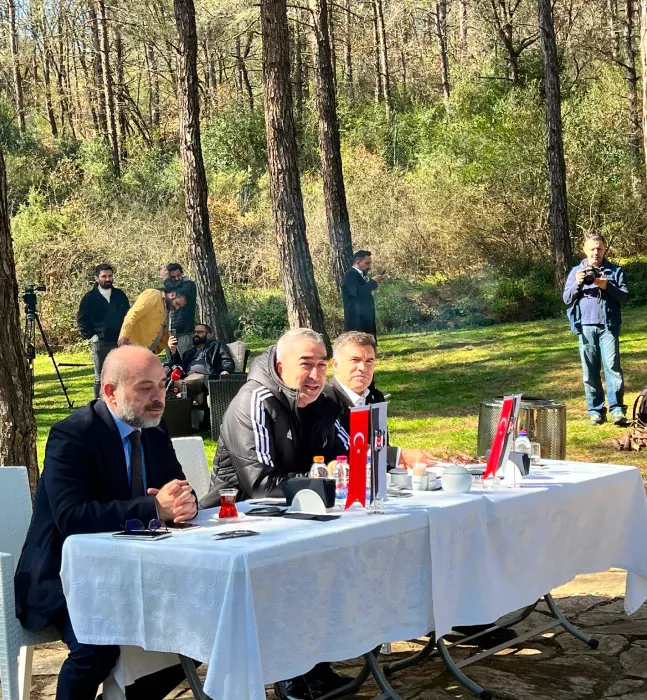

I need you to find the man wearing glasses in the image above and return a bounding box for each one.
[14,346,198,700]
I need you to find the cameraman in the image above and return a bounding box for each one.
[563,234,629,425]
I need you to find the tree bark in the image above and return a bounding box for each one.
[641,0,647,179]
[146,43,160,131]
[371,0,382,104]
[260,0,330,346]
[459,0,468,52]
[89,1,108,139]
[538,0,572,290]
[8,0,26,131]
[293,13,305,122]
[114,17,127,158]
[622,0,642,167]
[311,0,354,289]
[375,0,392,119]
[173,0,233,342]
[96,0,120,176]
[0,147,39,497]
[343,0,353,97]
[433,0,450,100]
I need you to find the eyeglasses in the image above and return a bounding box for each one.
[123,518,168,534]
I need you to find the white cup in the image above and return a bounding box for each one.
[412,474,428,491]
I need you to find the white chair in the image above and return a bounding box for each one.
[0,466,60,700]
[171,437,211,503]
[226,341,249,373]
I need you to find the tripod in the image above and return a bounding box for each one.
[23,310,74,409]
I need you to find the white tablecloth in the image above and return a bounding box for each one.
[60,461,647,700]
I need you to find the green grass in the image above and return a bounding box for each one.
[33,308,647,473]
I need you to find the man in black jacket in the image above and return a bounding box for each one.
[323,331,435,468]
[77,263,130,398]
[341,250,384,339]
[200,328,351,700]
[163,262,197,358]
[167,323,235,407]
[15,346,198,700]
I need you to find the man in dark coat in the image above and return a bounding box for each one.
[77,263,130,398]
[200,328,351,700]
[341,250,384,339]
[163,262,197,358]
[15,346,198,700]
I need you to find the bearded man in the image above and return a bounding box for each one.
[14,346,198,700]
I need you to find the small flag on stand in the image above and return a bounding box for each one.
[346,406,370,508]
[483,393,522,480]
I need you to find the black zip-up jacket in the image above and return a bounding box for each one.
[322,377,386,436]
[77,284,130,343]
[169,337,235,376]
[200,346,345,506]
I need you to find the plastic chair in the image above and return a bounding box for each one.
[171,437,211,502]
[0,467,60,700]
[226,341,250,373]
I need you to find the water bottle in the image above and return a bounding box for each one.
[365,451,374,511]
[333,456,348,509]
[309,455,328,478]
[180,380,188,400]
[514,430,532,458]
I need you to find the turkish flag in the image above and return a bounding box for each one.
[346,406,370,508]
[483,397,515,479]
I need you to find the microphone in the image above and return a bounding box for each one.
[165,365,185,394]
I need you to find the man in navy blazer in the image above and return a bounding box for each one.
[341,250,384,340]
[15,345,198,700]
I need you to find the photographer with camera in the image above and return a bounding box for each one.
[563,234,629,425]
[77,264,130,399]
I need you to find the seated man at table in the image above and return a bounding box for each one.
[323,331,436,468]
[167,322,235,407]
[14,345,199,700]
[201,328,351,700]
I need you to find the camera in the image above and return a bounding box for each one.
[22,284,46,319]
[582,267,601,285]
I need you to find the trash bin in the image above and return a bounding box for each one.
[477,396,567,460]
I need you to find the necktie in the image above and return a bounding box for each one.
[128,431,144,498]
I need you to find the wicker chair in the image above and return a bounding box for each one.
[208,374,248,441]
[0,467,60,700]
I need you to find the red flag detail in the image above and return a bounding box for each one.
[346,406,370,508]
[483,397,514,479]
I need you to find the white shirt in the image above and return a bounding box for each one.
[98,286,112,302]
[338,381,370,407]
[353,265,365,278]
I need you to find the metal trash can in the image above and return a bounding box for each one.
[477,396,567,460]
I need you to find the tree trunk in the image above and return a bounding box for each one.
[293,13,305,122]
[343,0,353,97]
[260,0,330,346]
[96,0,120,176]
[623,0,642,168]
[311,0,354,289]
[459,0,468,52]
[146,43,160,130]
[434,0,450,100]
[42,49,59,138]
[608,0,621,60]
[538,0,572,290]
[375,0,392,119]
[641,0,647,179]
[89,1,108,139]
[173,0,233,342]
[8,0,26,131]
[0,147,38,497]
[371,0,382,103]
[114,18,127,159]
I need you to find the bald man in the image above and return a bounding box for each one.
[15,346,198,700]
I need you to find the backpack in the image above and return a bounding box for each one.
[632,389,647,428]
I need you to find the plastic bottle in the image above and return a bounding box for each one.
[180,380,188,400]
[333,456,348,509]
[365,450,374,511]
[309,455,328,478]
[514,430,532,458]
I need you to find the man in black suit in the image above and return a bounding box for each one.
[15,345,198,700]
[341,250,384,340]
[323,331,435,468]
[77,263,130,399]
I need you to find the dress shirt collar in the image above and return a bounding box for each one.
[106,403,142,440]
[337,380,370,407]
[353,265,366,277]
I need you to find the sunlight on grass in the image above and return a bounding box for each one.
[33,308,647,473]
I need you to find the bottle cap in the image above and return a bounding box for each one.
[518,430,527,436]
[314,456,324,462]
[336,455,348,462]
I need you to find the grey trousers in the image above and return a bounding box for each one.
[91,340,117,399]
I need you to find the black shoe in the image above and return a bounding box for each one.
[453,624,518,648]
[304,662,353,696]
[274,676,314,700]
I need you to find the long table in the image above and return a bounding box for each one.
[60,461,647,699]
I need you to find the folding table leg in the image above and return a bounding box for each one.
[179,654,210,700]
[363,649,404,700]
[544,593,599,649]
[384,634,435,676]
[436,638,492,700]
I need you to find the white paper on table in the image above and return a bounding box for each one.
[500,459,524,486]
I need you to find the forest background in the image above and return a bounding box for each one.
[3,0,647,344]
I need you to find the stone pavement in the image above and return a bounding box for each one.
[5,569,647,700]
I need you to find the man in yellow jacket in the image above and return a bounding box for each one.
[118,286,189,355]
